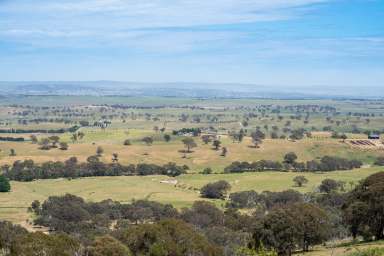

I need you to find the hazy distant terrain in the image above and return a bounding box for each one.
[0,81,381,99]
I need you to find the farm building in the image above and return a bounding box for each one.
[368,134,380,140]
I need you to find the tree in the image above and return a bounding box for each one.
[39,138,51,150]
[182,137,197,153]
[59,142,68,150]
[253,203,330,255]
[212,140,221,150]
[9,149,16,156]
[201,167,213,175]
[181,201,224,228]
[164,134,171,142]
[340,134,347,142]
[49,135,60,148]
[319,179,342,193]
[293,176,308,187]
[343,172,384,240]
[11,232,81,256]
[77,131,85,140]
[71,133,78,143]
[202,135,212,144]
[271,132,279,139]
[251,130,265,148]
[96,146,104,156]
[89,235,132,256]
[201,180,231,199]
[31,200,41,214]
[374,156,384,166]
[30,135,38,144]
[114,219,222,256]
[221,147,228,157]
[289,129,305,140]
[0,175,11,192]
[123,139,131,146]
[142,136,153,146]
[112,153,119,163]
[284,152,298,165]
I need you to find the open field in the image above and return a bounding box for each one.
[0,126,383,172]
[1,167,382,225]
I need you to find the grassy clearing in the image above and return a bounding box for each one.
[0,167,382,225]
[301,240,384,256]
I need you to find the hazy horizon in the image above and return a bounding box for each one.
[0,81,382,99]
[1,0,383,87]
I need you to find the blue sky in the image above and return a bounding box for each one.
[0,0,383,86]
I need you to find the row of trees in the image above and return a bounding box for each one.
[0,125,80,134]
[0,136,25,142]
[2,158,188,181]
[224,154,363,173]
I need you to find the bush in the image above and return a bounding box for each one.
[319,179,343,193]
[293,176,308,187]
[59,142,69,150]
[0,175,11,192]
[201,180,231,199]
[201,168,213,175]
[374,157,384,166]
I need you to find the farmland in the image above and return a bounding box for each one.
[1,95,384,255]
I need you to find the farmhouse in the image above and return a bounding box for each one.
[368,133,380,140]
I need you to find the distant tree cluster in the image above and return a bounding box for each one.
[227,189,303,209]
[172,128,202,136]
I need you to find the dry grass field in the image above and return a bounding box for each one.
[0,128,382,172]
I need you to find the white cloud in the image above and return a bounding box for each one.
[2,0,329,32]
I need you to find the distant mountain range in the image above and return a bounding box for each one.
[0,81,382,99]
